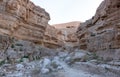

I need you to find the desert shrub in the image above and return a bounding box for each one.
[15,43,23,46]
[91,52,99,59]
[11,44,15,48]
[0,60,5,66]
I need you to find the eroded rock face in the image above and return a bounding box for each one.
[76,0,120,60]
[42,21,80,49]
[0,0,50,44]
[43,25,64,48]
[0,34,59,64]
[53,21,80,48]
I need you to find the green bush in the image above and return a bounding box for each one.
[91,52,99,59]
[11,44,15,48]
[15,43,23,46]
[23,56,29,58]
[0,60,5,66]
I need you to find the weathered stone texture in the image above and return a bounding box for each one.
[0,0,50,44]
[0,34,59,64]
[54,21,80,48]
[43,25,64,48]
[77,0,120,60]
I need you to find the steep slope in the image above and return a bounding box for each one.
[0,0,50,44]
[42,21,80,49]
[76,0,120,60]
[53,21,80,48]
[43,25,64,48]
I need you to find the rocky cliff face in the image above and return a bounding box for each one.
[41,21,80,49]
[77,0,120,60]
[0,0,78,49]
[0,0,50,44]
[43,25,64,48]
[54,21,80,48]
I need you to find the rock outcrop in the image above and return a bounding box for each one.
[42,21,80,49]
[0,0,79,49]
[0,34,59,64]
[43,25,64,48]
[53,21,80,48]
[76,0,120,60]
[0,0,50,44]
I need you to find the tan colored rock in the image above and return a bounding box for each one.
[0,0,50,44]
[43,25,64,48]
[53,21,80,48]
[41,21,80,49]
[77,0,120,60]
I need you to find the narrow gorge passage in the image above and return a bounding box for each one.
[0,0,120,77]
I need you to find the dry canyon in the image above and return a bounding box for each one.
[0,0,120,77]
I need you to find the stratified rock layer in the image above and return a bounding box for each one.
[54,21,80,48]
[77,0,120,60]
[43,25,64,48]
[0,0,50,44]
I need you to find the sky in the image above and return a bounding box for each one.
[30,0,103,25]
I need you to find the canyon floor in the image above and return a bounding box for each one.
[0,49,120,77]
[0,60,103,77]
[41,61,102,77]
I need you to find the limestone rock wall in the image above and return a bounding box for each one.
[54,21,80,48]
[0,0,77,49]
[43,25,64,48]
[0,0,50,44]
[76,0,120,60]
